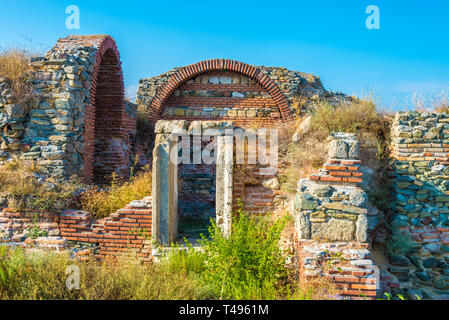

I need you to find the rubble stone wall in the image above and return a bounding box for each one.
[0,35,136,184]
[294,132,378,299]
[386,111,449,299]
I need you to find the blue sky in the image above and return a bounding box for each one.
[1,0,448,110]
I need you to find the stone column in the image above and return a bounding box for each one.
[216,134,233,236]
[152,133,178,245]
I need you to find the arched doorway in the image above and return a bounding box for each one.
[81,36,128,185]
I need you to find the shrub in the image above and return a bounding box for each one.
[80,166,152,218]
[279,133,327,193]
[199,201,290,299]
[412,90,449,113]
[0,48,32,81]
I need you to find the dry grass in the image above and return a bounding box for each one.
[0,247,212,300]
[0,157,80,212]
[80,166,152,218]
[309,98,388,136]
[0,48,32,80]
[412,90,449,113]
[278,119,327,194]
[0,48,35,104]
[293,275,340,300]
[278,98,390,194]
[0,157,152,216]
[136,104,153,139]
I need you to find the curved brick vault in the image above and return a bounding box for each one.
[147,59,293,122]
[80,36,126,184]
[45,35,134,184]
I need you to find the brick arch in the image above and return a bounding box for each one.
[80,36,126,184]
[148,59,293,121]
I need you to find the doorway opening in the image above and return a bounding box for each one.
[178,163,216,242]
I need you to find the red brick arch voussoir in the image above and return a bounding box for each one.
[148,59,293,121]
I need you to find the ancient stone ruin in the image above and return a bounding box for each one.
[0,35,136,184]
[3,34,449,299]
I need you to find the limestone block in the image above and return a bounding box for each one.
[324,202,367,214]
[263,177,280,190]
[41,150,65,160]
[231,76,240,84]
[356,214,368,242]
[54,99,72,109]
[295,212,311,239]
[155,120,189,134]
[219,76,232,84]
[5,104,25,119]
[298,194,318,210]
[292,116,312,143]
[209,76,219,84]
[227,110,237,117]
[237,110,246,117]
[311,218,356,241]
[247,109,257,118]
[328,132,359,159]
[232,92,245,98]
[174,108,185,116]
[349,189,368,207]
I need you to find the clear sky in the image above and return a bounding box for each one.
[1,0,448,110]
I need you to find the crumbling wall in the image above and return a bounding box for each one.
[0,35,136,184]
[59,197,152,260]
[0,197,152,260]
[386,111,449,299]
[294,132,379,300]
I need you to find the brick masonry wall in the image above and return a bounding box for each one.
[298,241,378,300]
[137,59,294,125]
[161,71,282,122]
[233,164,280,214]
[0,197,153,260]
[385,111,449,299]
[59,197,152,260]
[0,209,61,240]
[178,164,216,224]
[137,59,353,126]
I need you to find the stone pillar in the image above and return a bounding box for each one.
[152,133,178,245]
[294,132,367,242]
[294,132,378,300]
[216,134,233,236]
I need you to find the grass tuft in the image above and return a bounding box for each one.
[80,166,152,218]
